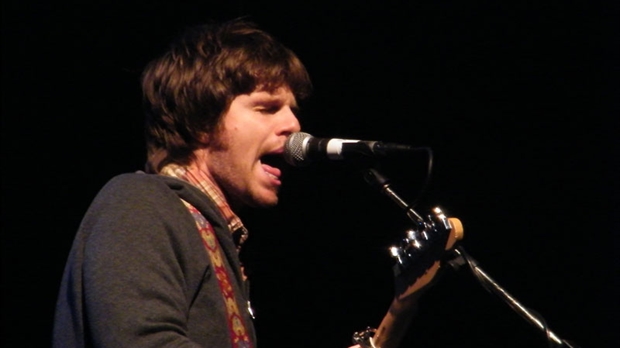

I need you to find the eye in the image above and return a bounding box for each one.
[255,105,280,114]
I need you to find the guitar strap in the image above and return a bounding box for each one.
[181,199,253,348]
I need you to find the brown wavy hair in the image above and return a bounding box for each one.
[141,19,312,173]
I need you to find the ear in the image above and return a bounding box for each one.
[199,124,225,150]
[197,131,211,146]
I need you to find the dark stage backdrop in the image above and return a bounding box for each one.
[2,1,618,347]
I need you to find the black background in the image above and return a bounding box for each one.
[2,1,618,347]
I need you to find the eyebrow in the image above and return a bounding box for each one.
[252,93,299,110]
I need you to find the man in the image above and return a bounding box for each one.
[53,19,439,348]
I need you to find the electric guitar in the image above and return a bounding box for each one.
[390,206,464,298]
[352,206,464,348]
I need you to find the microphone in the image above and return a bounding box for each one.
[283,132,416,167]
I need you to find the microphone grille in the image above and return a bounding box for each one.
[284,132,311,167]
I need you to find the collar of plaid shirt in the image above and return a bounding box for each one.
[159,163,249,249]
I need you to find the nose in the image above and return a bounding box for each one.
[278,106,301,135]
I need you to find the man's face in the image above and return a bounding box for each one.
[203,87,301,209]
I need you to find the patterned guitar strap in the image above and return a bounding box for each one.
[181,199,252,348]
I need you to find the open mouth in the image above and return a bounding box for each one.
[260,153,288,180]
[260,153,287,169]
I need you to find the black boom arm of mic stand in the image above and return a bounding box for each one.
[448,247,581,348]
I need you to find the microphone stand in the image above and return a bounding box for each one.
[447,247,581,348]
[362,167,581,348]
